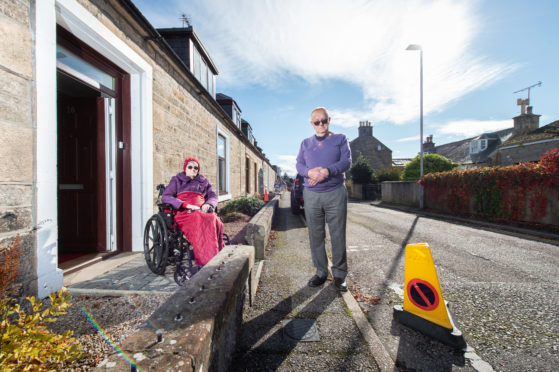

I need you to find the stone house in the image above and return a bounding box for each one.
[423,129,514,169]
[493,109,559,166]
[423,105,557,169]
[349,121,392,171]
[0,0,275,298]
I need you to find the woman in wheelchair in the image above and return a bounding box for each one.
[161,157,225,266]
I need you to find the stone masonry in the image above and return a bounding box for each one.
[350,121,392,171]
[0,0,36,296]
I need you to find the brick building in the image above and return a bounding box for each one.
[349,121,392,171]
[0,0,275,297]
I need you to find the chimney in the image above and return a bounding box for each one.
[358,121,373,137]
[513,106,540,136]
[423,134,436,153]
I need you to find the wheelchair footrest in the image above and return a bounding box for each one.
[174,263,202,286]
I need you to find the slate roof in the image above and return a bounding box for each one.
[434,128,514,165]
[500,120,559,147]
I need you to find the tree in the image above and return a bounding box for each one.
[282,173,293,187]
[349,154,377,184]
[401,154,459,181]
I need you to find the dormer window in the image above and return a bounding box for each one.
[469,139,488,154]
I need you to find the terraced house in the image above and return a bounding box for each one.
[0,0,276,297]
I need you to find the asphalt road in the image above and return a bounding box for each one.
[343,201,558,372]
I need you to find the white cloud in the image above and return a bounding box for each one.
[437,119,513,137]
[273,155,298,176]
[397,135,420,143]
[136,0,517,126]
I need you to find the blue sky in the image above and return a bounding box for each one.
[133,0,559,176]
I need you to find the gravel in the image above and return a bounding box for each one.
[46,293,173,370]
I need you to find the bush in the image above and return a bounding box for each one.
[377,167,403,182]
[219,196,264,217]
[402,154,459,180]
[0,236,84,370]
[349,154,377,184]
[0,290,84,370]
[221,212,249,223]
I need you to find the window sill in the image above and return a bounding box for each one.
[218,193,232,202]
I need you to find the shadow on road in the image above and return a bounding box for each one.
[390,318,466,371]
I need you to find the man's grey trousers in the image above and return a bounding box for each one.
[303,185,348,280]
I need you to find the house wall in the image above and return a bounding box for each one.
[79,0,275,205]
[350,136,392,171]
[0,0,36,295]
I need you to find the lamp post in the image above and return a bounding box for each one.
[406,44,424,209]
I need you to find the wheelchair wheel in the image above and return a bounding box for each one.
[144,214,169,275]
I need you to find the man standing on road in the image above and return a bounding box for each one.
[296,107,352,292]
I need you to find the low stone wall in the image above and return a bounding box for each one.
[95,244,254,371]
[381,181,419,207]
[245,196,279,260]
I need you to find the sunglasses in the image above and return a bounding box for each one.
[312,118,329,126]
[187,165,199,170]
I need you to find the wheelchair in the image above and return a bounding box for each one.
[143,184,230,286]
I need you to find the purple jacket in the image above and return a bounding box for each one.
[161,172,218,210]
[296,132,352,192]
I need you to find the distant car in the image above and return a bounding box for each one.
[290,174,305,214]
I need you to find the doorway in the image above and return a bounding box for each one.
[57,72,111,263]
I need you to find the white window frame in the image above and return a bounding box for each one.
[216,127,231,202]
[469,139,488,154]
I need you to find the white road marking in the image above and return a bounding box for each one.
[387,281,404,299]
[464,346,495,372]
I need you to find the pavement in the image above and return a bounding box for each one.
[66,252,178,296]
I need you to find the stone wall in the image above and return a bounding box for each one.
[381,181,419,207]
[0,0,36,295]
[95,244,254,371]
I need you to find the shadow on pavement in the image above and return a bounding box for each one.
[231,285,338,371]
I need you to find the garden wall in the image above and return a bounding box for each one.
[381,181,419,207]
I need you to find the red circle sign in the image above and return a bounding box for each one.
[407,278,439,311]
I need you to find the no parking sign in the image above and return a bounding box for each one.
[402,243,452,330]
[394,243,466,348]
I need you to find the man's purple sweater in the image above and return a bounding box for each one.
[296,132,352,192]
[161,172,218,209]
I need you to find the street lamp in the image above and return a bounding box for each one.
[406,44,424,209]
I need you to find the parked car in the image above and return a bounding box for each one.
[290,174,304,214]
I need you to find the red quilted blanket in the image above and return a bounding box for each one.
[174,192,224,266]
